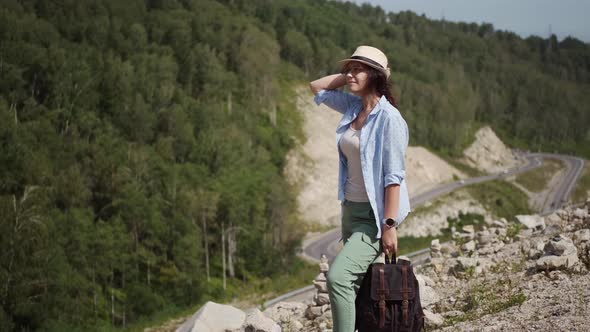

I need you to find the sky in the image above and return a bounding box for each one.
[348,0,590,42]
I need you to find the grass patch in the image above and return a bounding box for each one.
[572,163,590,203]
[447,212,486,233]
[407,197,448,218]
[515,158,564,192]
[398,235,440,256]
[465,180,532,221]
[444,278,527,327]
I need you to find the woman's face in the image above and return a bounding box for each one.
[343,62,371,95]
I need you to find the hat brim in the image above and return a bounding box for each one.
[338,58,390,78]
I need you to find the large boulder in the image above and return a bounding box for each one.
[189,301,245,332]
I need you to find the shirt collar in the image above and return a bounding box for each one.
[347,95,388,123]
[368,95,388,116]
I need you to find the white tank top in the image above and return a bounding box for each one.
[339,126,369,202]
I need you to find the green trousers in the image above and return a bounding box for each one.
[327,200,380,332]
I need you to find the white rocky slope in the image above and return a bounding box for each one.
[406,146,466,195]
[462,126,524,174]
[284,90,342,226]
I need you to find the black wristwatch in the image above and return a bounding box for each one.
[383,217,398,229]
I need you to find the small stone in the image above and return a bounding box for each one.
[536,254,579,271]
[313,280,328,293]
[533,240,545,251]
[519,228,533,237]
[290,320,303,330]
[423,309,444,328]
[544,212,561,225]
[462,240,476,252]
[320,309,332,321]
[462,225,475,234]
[544,235,577,256]
[573,207,588,219]
[492,219,507,228]
[314,273,327,282]
[305,306,323,319]
[440,243,456,256]
[315,293,330,306]
[516,214,546,231]
[457,232,475,241]
[431,239,441,249]
[574,229,590,243]
[477,230,492,246]
[479,246,495,256]
[456,257,478,271]
[397,256,410,264]
[528,249,542,260]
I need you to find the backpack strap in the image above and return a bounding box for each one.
[377,265,388,329]
[401,265,410,326]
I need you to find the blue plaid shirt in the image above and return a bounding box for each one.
[314,89,411,238]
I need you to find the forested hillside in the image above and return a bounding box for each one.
[1,0,589,330]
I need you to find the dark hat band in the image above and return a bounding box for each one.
[349,55,385,69]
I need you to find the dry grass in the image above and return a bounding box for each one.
[571,163,590,204]
[515,158,564,193]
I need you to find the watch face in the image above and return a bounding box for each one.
[386,218,396,227]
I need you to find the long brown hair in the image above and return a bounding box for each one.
[366,67,398,108]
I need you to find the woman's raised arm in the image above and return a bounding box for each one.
[309,73,347,95]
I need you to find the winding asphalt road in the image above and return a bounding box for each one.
[302,153,585,264]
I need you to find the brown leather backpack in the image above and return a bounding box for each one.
[355,255,425,332]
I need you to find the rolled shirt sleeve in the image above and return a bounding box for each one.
[314,89,361,115]
[382,114,409,188]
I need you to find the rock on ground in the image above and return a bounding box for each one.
[189,301,245,332]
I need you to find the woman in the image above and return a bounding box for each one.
[309,45,411,332]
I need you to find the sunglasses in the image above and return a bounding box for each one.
[341,64,368,75]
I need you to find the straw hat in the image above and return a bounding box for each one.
[338,45,391,78]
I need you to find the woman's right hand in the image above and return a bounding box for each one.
[310,73,347,95]
[381,226,398,257]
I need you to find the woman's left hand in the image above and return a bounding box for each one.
[381,227,398,256]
